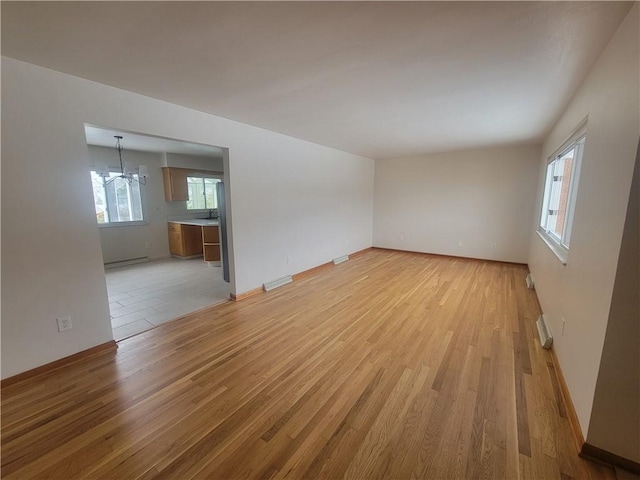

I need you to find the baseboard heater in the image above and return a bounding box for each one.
[526,273,535,289]
[263,275,293,292]
[536,314,553,349]
[104,257,149,269]
[333,255,349,265]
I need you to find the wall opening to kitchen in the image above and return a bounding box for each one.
[84,125,232,340]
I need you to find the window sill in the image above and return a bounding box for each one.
[98,221,147,228]
[536,230,568,266]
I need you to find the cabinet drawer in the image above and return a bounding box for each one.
[202,226,219,243]
[204,244,221,262]
[167,222,181,234]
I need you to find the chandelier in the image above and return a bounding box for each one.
[101,136,149,185]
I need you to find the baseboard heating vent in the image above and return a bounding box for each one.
[536,314,553,349]
[333,255,349,265]
[263,275,293,292]
[526,273,535,289]
[104,257,149,269]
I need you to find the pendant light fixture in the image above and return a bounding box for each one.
[102,135,149,185]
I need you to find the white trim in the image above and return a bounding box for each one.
[97,221,148,228]
[537,119,587,264]
[546,117,588,161]
[536,229,568,265]
[562,136,585,247]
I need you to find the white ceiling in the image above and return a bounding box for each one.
[1,2,632,159]
[84,125,224,158]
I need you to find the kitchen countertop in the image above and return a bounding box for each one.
[169,219,219,227]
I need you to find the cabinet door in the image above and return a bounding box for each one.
[182,224,203,256]
[204,244,221,262]
[202,225,219,244]
[168,223,184,256]
[162,168,189,201]
[168,232,183,256]
[170,169,189,201]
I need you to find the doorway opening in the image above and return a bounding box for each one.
[84,125,232,340]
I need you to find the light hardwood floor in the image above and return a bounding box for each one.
[1,249,617,479]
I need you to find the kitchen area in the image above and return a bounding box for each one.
[162,165,228,272]
[85,126,231,340]
[167,219,221,263]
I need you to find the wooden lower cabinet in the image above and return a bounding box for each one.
[203,244,221,262]
[168,222,203,257]
[202,226,221,263]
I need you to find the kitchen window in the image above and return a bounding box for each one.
[537,126,586,263]
[186,176,220,210]
[90,171,144,225]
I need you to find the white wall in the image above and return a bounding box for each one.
[373,145,540,263]
[1,57,374,379]
[88,146,170,263]
[587,144,639,462]
[528,4,639,438]
[164,152,223,172]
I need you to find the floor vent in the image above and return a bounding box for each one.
[536,314,553,349]
[263,275,293,292]
[526,273,535,289]
[333,255,349,265]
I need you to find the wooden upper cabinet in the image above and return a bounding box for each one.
[162,167,224,202]
[162,167,190,202]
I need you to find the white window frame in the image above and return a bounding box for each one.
[186,174,222,211]
[90,170,147,227]
[537,123,586,264]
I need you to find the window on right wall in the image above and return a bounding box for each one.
[538,126,586,263]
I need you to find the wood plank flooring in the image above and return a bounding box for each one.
[1,249,617,479]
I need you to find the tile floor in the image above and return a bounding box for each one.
[105,257,230,340]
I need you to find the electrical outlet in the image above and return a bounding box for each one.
[145,242,151,249]
[400,233,404,240]
[491,242,497,249]
[458,241,463,247]
[57,316,72,332]
[286,255,292,265]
